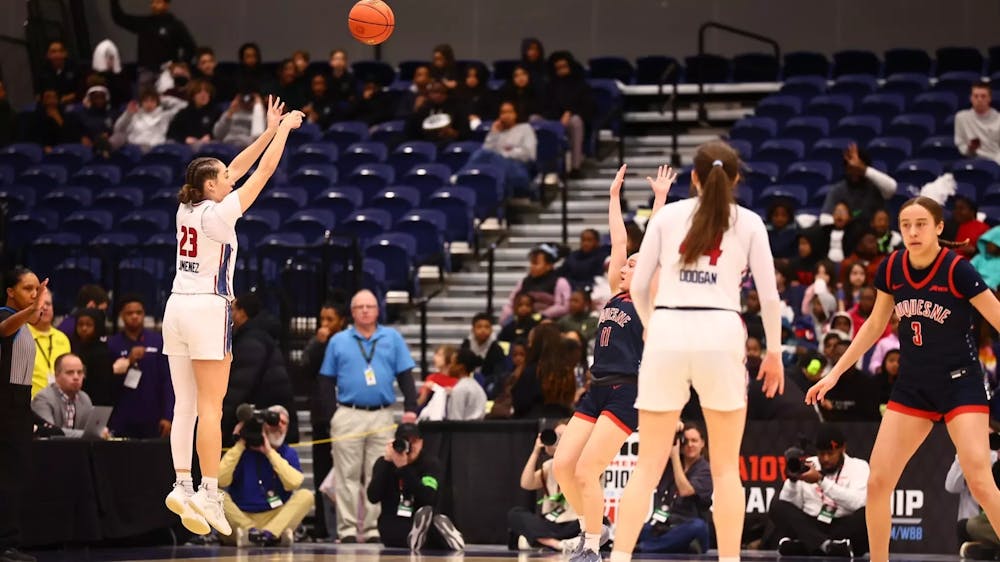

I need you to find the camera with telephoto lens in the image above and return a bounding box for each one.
[236,403,281,448]
[540,428,558,447]
[675,430,687,447]
[784,446,811,477]
[392,437,411,454]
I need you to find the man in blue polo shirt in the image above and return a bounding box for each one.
[319,289,418,544]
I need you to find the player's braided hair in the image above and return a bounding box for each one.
[178,157,220,205]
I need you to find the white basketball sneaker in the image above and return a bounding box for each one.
[164,484,210,535]
[187,488,232,536]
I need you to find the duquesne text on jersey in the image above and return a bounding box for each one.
[598,306,634,328]
[894,298,952,325]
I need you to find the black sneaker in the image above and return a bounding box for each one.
[0,548,36,562]
[961,541,999,560]
[364,536,381,544]
[408,506,434,551]
[824,539,854,558]
[340,535,358,544]
[778,537,808,556]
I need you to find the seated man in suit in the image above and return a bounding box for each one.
[30,353,95,438]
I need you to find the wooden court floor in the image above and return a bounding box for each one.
[27,544,967,562]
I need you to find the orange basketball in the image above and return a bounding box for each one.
[348,0,395,46]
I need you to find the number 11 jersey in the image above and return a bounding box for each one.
[171,191,243,301]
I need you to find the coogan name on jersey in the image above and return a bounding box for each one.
[679,270,718,285]
[599,307,633,328]
[179,260,200,273]
[894,298,952,324]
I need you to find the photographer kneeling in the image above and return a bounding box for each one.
[220,404,312,547]
[366,423,465,551]
[636,421,713,554]
[767,425,869,558]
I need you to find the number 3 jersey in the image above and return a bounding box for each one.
[171,191,243,301]
[874,248,988,376]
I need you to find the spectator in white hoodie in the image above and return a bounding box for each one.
[213,91,266,149]
[111,88,186,151]
[955,82,1000,164]
[468,101,538,197]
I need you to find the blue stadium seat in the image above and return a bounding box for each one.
[0,143,43,173]
[782,161,834,191]
[867,137,913,171]
[255,187,308,221]
[732,53,779,82]
[73,164,122,189]
[125,164,173,188]
[279,258,325,316]
[117,257,168,314]
[438,141,483,174]
[195,142,239,163]
[62,209,113,240]
[895,159,943,186]
[18,164,68,189]
[781,116,830,148]
[470,121,491,143]
[238,209,281,248]
[885,114,936,146]
[8,211,58,253]
[754,139,805,173]
[109,144,143,174]
[90,232,140,278]
[370,186,420,222]
[684,54,729,83]
[982,206,1000,227]
[742,161,780,191]
[0,164,12,186]
[666,180,692,203]
[982,184,1000,206]
[779,76,827,100]
[313,186,363,219]
[397,61,429,82]
[45,143,93,173]
[347,163,396,196]
[991,46,1000,75]
[389,141,438,178]
[809,138,854,171]
[282,209,336,244]
[881,73,930,102]
[634,56,681,85]
[287,122,322,147]
[338,141,389,178]
[394,209,448,267]
[370,120,407,148]
[884,49,932,76]
[588,79,624,141]
[289,164,338,193]
[256,233,307,283]
[911,91,959,120]
[353,60,396,86]
[829,74,878,101]
[427,187,476,244]
[726,139,754,161]
[290,142,339,169]
[144,232,176,265]
[783,51,830,78]
[118,210,170,240]
[832,50,880,77]
[939,113,957,136]
[27,232,82,275]
[51,257,102,314]
[754,96,801,125]
[143,143,193,178]
[364,232,417,293]
[952,159,1000,192]
[93,187,143,215]
[338,208,393,245]
[147,187,180,215]
[0,185,35,216]
[455,164,505,218]
[858,93,907,123]
[933,71,981,98]
[323,121,370,152]
[735,184,754,208]
[935,47,984,76]
[916,135,962,164]
[588,56,635,83]
[833,115,883,145]
[759,185,808,209]
[531,120,568,175]
[42,187,92,217]
[952,183,978,207]
[401,163,451,200]
[804,94,854,123]
[730,117,779,148]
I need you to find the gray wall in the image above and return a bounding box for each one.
[83,0,1000,66]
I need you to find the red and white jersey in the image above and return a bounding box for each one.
[170,191,243,301]
[641,198,778,311]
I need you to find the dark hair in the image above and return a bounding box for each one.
[899,196,967,249]
[881,349,901,374]
[972,80,992,92]
[195,46,215,59]
[75,284,108,308]
[625,221,644,251]
[571,289,592,306]
[4,267,33,291]
[538,336,579,408]
[116,293,145,314]
[472,312,492,326]
[186,78,215,100]
[453,348,482,374]
[432,44,456,69]
[814,258,836,277]
[292,49,310,61]
[329,48,347,60]
[54,353,83,375]
[683,141,739,265]
[178,157,221,205]
[581,228,599,242]
[682,421,707,454]
[238,42,261,65]
[515,292,535,305]
[234,292,262,319]
[138,88,159,104]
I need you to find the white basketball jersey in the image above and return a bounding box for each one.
[645,198,776,311]
[170,191,243,300]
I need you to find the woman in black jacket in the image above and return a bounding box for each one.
[167,79,220,148]
[71,308,116,407]
[498,65,543,122]
[542,52,594,176]
[455,65,497,125]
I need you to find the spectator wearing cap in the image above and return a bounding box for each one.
[500,244,571,325]
[972,226,1000,290]
[820,143,897,227]
[944,194,990,259]
[76,84,116,156]
[367,423,465,550]
[445,349,487,421]
[955,82,1000,165]
[766,425,870,557]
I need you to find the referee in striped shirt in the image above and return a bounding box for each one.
[0,267,48,562]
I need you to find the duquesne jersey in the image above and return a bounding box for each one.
[591,291,644,378]
[874,248,989,376]
[171,191,243,300]
[642,198,779,311]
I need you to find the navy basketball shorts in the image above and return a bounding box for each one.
[574,380,639,434]
[887,365,989,422]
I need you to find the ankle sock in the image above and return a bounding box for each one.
[201,477,219,498]
[175,473,194,494]
[610,550,631,562]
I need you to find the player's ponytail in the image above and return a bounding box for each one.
[177,157,221,205]
[899,196,969,249]
[681,141,739,266]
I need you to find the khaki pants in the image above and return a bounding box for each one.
[330,406,394,540]
[221,489,313,545]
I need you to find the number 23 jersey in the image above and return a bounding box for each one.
[171,191,243,300]
[874,248,989,375]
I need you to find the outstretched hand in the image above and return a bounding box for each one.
[805,373,840,405]
[646,165,678,199]
[280,110,305,131]
[757,351,784,398]
[609,164,627,198]
[266,95,286,130]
